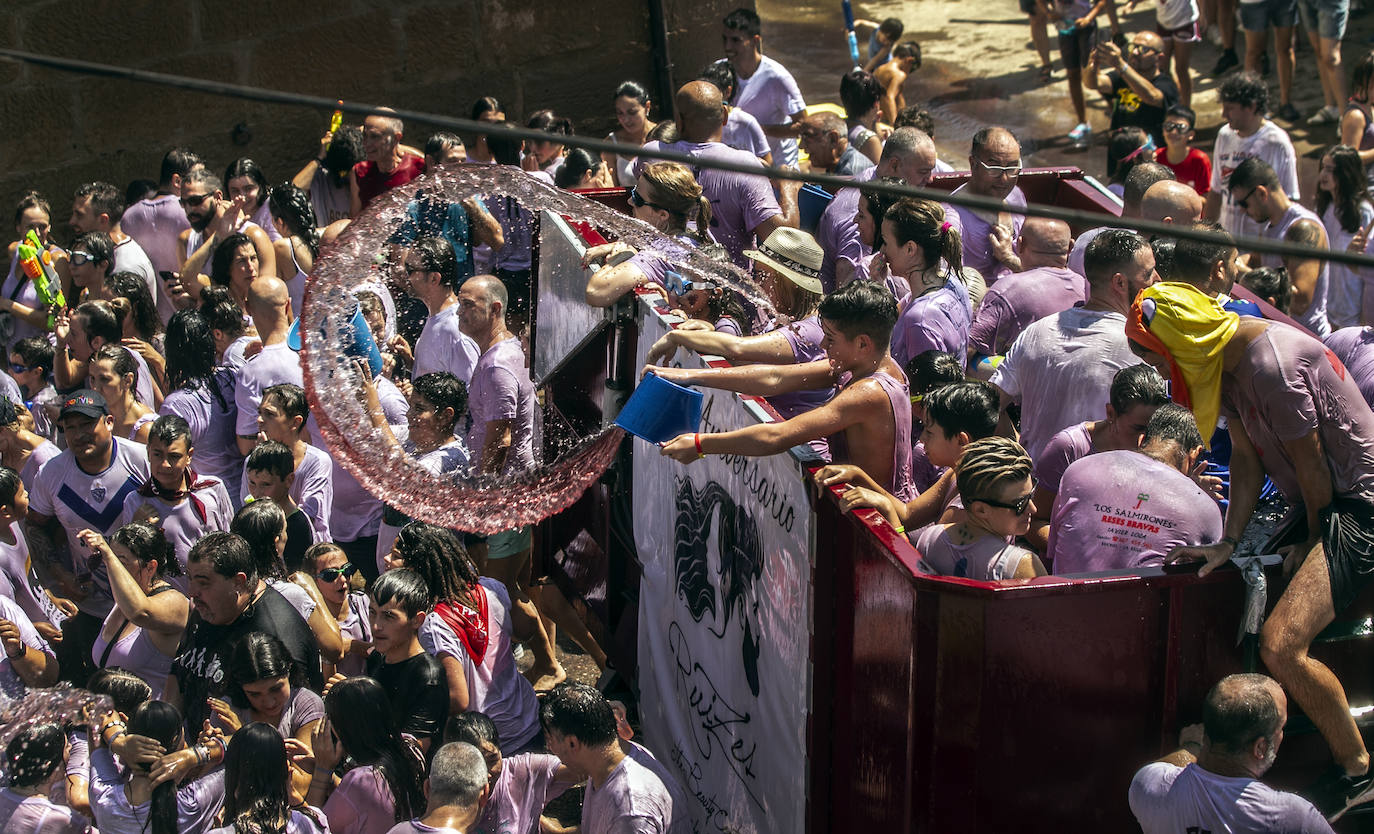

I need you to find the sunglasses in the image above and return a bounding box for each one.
[69,251,97,266]
[975,158,1022,177]
[1162,122,1192,133]
[1234,185,1260,210]
[974,481,1038,515]
[180,193,215,208]
[316,563,357,582]
[628,186,667,211]
[9,363,32,374]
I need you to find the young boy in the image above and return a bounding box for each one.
[366,567,449,752]
[244,383,333,541]
[853,16,905,72]
[1153,105,1211,195]
[120,414,233,584]
[244,440,315,572]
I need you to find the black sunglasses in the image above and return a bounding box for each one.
[628,186,666,211]
[316,563,357,582]
[179,193,214,208]
[974,481,1037,515]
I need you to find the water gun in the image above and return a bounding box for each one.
[841,0,861,70]
[325,100,343,150]
[18,230,66,326]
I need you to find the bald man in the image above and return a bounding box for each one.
[946,126,1027,284]
[798,111,874,177]
[636,81,799,266]
[236,275,303,454]
[969,218,1088,359]
[350,107,425,217]
[1141,179,1206,225]
[1086,30,1179,147]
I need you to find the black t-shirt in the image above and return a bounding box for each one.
[365,650,449,745]
[1108,70,1179,147]
[283,508,314,574]
[172,585,322,731]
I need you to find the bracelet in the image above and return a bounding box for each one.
[5,643,26,660]
[694,433,704,459]
[193,744,208,766]
[1220,536,1240,550]
[892,525,906,535]
[210,736,227,760]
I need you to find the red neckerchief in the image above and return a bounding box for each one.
[433,589,489,664]
[137,468,216,523]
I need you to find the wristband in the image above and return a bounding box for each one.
[694,433,704,459]
[1220,536,1240,550]
[5,642,25,660]
[892,525,906,535]
[194,744,208,766]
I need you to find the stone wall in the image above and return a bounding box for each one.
[0,0,743,230]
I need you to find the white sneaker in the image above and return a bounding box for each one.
[1068,122,1091,146]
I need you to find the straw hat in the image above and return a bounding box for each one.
[744,227,825,294]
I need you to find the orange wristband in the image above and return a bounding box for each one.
[694,433,704,458]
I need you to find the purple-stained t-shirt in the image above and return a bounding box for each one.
[1047,450,1223,573]
[412,305,480,384]
[234,342,303,437]
[1034,422,1095,494]
[581,753,684,834]
[120,478,233,583]
[88,748,224,834]
[733,55,807,169]
[471,752,578,834]
[0,597,47,699]
[0,522,64,629]
[161,370,243,500]
[968,266,1089,357]
[233,685,324,740]
[1261,202,1329,338]
[1221,322,1374,505]
[17,441,60,496]
[830,369,916,502]
[1325,326,1374,408]
[121,194,190,322]
[817,167,878,293]
[891,276,973,369]
[210,809,326,834]
[989,307,1140,460]
[636,140,780,267]
[912,524,1036,581]
[946,184,1026,284]
[466,337,536,476]
[628,235,696,290]
[1129,762,1333,834]
[910,435,944,494]
[721,107,771,160]
[0,789,88,834]
[323,765,396,834]
[241,443,334,542]
[768,315,834,460]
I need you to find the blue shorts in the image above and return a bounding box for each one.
[1297,0,1348,40]
[1239,0,1299,32]
[487,525,533,560]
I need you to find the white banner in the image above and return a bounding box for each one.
[633,302,814,834]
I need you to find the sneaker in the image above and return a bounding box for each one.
[1068,122,1091,146]
[1307,105,1340,125]
[1212,48,1239,76]
[1308,766,1374,821]
[1276,103,1301,122]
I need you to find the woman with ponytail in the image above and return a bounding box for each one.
[881,197,974,368]
[208,722,326,834]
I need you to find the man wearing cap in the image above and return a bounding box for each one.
[645,227,836,459]
[1128,282,1374,819]
[27,388,150,684]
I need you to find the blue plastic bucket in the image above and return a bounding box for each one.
[615,372,703,444]
[798,183,833,234]
[288,297,384,376]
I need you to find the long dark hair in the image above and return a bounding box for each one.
[129,701,184,834]
[164,309,229,411]
[1316,144,1370,234]
[107,272,162,341]
[231,500,288,580]
[111,521,182,579]
[393,521,481,610]
[224,158,270,214]
[224,722,321,834]
[227,631,305,711]
[211,232,255,287]
[325,678,426,821]
[267,183,320,256]
[4,723,64,788]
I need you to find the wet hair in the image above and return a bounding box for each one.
[1218,71,1268,113]
[840,70,883,120]
[0,466,22,510]
[1083,228,1149,288]
[148,414,192,449]
[5,724,65,788]
[159,147,203,187]
[107,271,161,341]
[471,96,502,121]
[303,541,345,573]
[13,191,51,229]
[1122,162,1174,208]
[526,109,573,138]
[446,711,501,753]
[370,568,429,617]
[1151,237,1177,281]
[884,197,964,274]
[325,677,427,821]
[74,181,126,225]
[323,126,364,186]
[862,176,909,250]
[231,499,289,580]
[1203,673,1282,755]
[1227,156,1280,192]
[816,279,898,350]
[72,230,114,270]
[639,162,713,242]
[1142,402,1204,450]
[188,532,258,582]
[555,148,603,189]
[923,381,1000,440]
[1106,127,1152,182]
[392,521,482,610]
[267,183,320,256]
[74,299,121,346]
[697,60,738,101]
[182,167,222,196]
[647,121,680,144]
[126,179,159,206]
[1316,145,1370,234]
[905,350,965,396]
[424,131,465,162]
[409,236,459,289]
[165,309,229,411]
[540,682,618,746]
[411,372,467,432]
[723,8,762,38]
[200,285,247,339]
[86,667,153,715]
[262,383,308,431]
[1109,363,1169,415]
[129,701,185,834]
[111,521,181,578]
[1165,104,1196,130]
[13,336,53,379]
[210,232,256,288]
[893,106,935,135]
[356,290,385,321]
[879,17,905,39]
[695,283,753,335]
[224,158,270,212]
[615,80,652,107]
[1171,221,1235,291]
[223,722,319,834]
[956,436,1033,505]
[893,41,921,65]
[93,343,139,390]
[427,742,490,808]
[227,631,305,709]
[1241,266,1292,314]
[486,122,524,166]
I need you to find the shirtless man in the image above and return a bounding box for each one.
[874,42,922,125]
[660,280,914,502]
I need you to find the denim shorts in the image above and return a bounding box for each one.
[1239,0,1299,31]
[1297,0,1349,40]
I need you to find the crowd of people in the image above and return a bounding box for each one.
[0,1,1372,832]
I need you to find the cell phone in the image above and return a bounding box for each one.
[1097,26,1110,46]
[158,271,176,283]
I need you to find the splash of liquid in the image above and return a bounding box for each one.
[0,685,110,748]
[301,164,768,533]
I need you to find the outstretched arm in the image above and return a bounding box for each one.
[649,359,835,398]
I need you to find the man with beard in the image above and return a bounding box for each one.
[175,168,275,297]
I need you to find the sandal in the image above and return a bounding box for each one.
[1038,64,1054,82]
